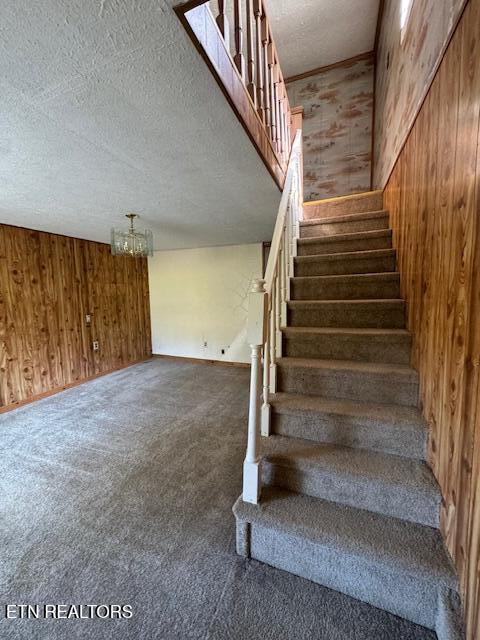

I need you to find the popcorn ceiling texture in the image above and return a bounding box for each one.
[287,56,374,202]
[266,0,380,79]
[0,0,280,249]
[374,0,467,188]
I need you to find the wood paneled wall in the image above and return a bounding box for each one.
[0,224,151,410]
[383,1,480,636]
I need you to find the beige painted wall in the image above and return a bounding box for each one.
[148,244,262,363]
[374,0,466,188]
[287,55,374,202]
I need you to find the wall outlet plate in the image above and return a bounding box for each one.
[85,314,92,325]
[92,340,99,351]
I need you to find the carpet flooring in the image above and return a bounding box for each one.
[0,358,436,639]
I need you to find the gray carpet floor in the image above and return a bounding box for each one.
[0,358,436,640]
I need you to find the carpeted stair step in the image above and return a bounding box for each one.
[297,229,392,257]
[291,272,401,301]
[270,393,427,459]
[300,210,389,238]
[282,327,411,363]
[288,299,406,328]
[276,358,419,406]
[233,488,459,632]
[294,249,396,277]
[261,435,440,527]
[303,190,384,220]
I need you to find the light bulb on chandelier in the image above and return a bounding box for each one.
[111,213,153,258]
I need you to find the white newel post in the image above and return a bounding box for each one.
[243,278,267,504]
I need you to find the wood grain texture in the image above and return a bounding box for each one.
[374,0,467,188]
[383,2,480,636]
[0,224,151,410]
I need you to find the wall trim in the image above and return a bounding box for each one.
[152,354,250,368]
[0,357,153,414]
[285,51,374,84]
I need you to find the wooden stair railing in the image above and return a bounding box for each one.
[176,0,294,189]
[243,130,303,503]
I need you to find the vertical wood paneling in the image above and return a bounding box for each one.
[383,1,480,636]
[0,224,151,410]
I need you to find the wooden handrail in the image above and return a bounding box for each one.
[176,0,294,187]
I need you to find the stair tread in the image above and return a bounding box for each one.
[294,248,395,263]
[270,392,425,426]
[291,272,400,282]
[277,357,418,379]
[300,209,388,227]
[298,229,391,245]
[288,298,404,306]
[233,488,457,588]
[262,435,438,498]
[281,327,410,337]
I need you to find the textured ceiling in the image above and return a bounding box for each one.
[0,0,280,250]
[266,0,380,78]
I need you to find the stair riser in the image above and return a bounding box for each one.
[291,276,400,301]
[303,191,383,220]
[300,216,389,238]
[294,255,396,277]
[271,412,427,459]
[283,334,411,364]
[277,366,419,406]
[239,523,438,630]
[262,462,439,528]
[288,302,406,329]
[298,233,392,256]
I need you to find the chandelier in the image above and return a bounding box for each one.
[111,213,153,258]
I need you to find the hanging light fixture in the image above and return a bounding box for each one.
[111,213,153,257]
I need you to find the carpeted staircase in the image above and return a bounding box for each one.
[233,191,464,639]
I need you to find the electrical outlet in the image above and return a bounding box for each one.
[92,340,99,351]
[85,314,91,325]
[203,341,207,348]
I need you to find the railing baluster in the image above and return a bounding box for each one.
[216,0,230,50]
[267,42,276,145]
[277,78,284,158]
[233,0,245,79]
[261,293,271,436]
[273,63,280,153]
[269,273,277,392]
[253,0,264,121]
[261,13,270,129]
[216,0,226,37]
[275,251,282,357]
[246,0,257,107]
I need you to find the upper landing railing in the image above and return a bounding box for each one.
[176,0,297,189]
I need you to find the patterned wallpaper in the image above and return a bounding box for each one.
[374,0,466,188]
[287,55,374,202]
